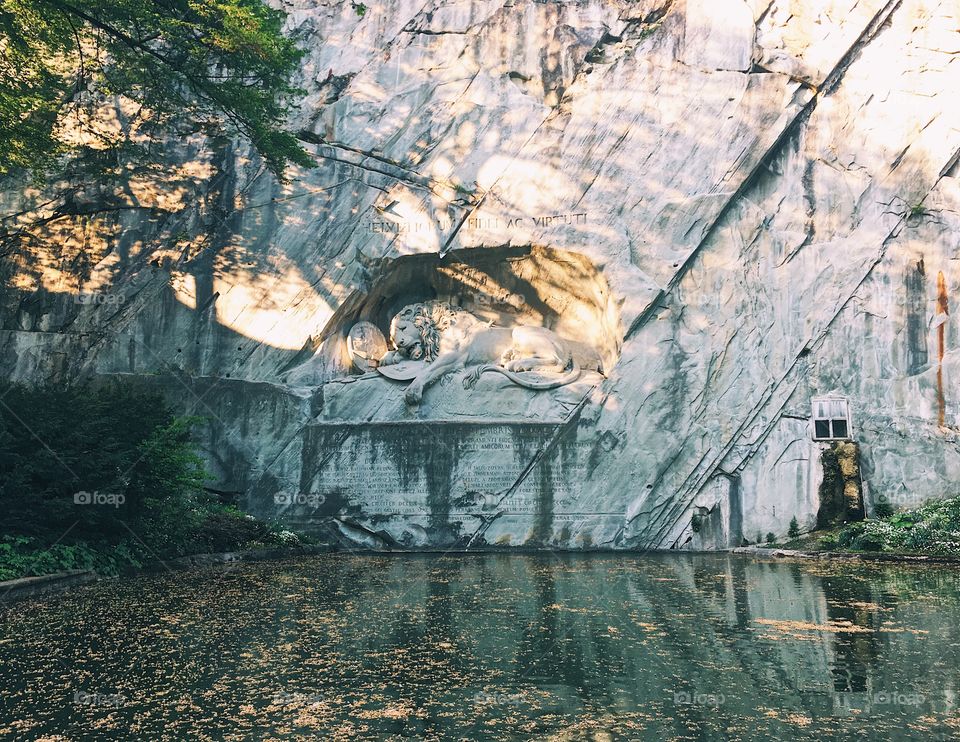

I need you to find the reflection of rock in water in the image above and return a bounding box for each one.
[515,559,587,688]
[820,572,884,694]
[4,554,960,738]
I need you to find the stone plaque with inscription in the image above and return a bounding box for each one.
[284,420,612,548]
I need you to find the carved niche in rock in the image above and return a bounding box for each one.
[286,246,619,398]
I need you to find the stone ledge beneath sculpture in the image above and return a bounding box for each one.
[321,369,606,422]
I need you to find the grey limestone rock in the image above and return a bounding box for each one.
[3,0,960,550]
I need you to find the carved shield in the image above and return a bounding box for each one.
[347,321,388,373]
[377,359,429,381]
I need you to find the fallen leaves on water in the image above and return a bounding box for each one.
[753,618,874,634]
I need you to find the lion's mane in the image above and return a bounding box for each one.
[390,301,474,362]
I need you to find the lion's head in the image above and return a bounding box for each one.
[387,301,472,362]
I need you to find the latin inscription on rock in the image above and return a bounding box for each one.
[298,422,592,517]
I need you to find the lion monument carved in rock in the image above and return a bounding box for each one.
[377,301,581,406]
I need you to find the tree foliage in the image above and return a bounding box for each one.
[0,381,205,540]
[0,0,314,178]
[0,380,298,578]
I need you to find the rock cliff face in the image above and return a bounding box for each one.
[2,0,960,549]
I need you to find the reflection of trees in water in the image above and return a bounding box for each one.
[8,555,960,739]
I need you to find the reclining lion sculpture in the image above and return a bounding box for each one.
[377,301,581,405]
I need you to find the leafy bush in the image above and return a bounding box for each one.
[0,381,174,540]
[126,416,209,554]
[818,532,840,550]
[835,496,960,554]
[192,509,280,553]
[0,535,145,581]
[874,498,895,518]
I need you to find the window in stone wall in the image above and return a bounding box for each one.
[811,397,852,441]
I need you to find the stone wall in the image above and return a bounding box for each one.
[3,0,960,549]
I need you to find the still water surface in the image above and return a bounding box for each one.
[2,553,960,740]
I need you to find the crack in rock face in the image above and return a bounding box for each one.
[4,0,960,550]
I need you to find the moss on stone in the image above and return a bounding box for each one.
[818,441,864,528]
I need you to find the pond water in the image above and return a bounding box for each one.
[1,553,959,740]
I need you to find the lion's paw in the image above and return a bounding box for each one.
[506,359,533,372]
[462,370,478,389]
[404,385,423,405]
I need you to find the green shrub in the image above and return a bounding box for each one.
[788,517,800,539]
[834,496,960,554]
[819,533,840,550]
[837,522,864,549]
[874,498,895,518]
[193,509,281,553]
[765,532,776,544]
[903,523,933,552]
[0,535,145,579]
[0,382,212,538]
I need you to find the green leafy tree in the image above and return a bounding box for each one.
[0,381,172,538]
[0,0,315,178]
[0,381,300,578]
[0,381,211,546]
[126,415,209,552]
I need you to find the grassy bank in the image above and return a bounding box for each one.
[0,382,304,580]
[772,496,960,556]
[0,511,306,581]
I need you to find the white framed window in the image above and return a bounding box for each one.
[811,397,852,441]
